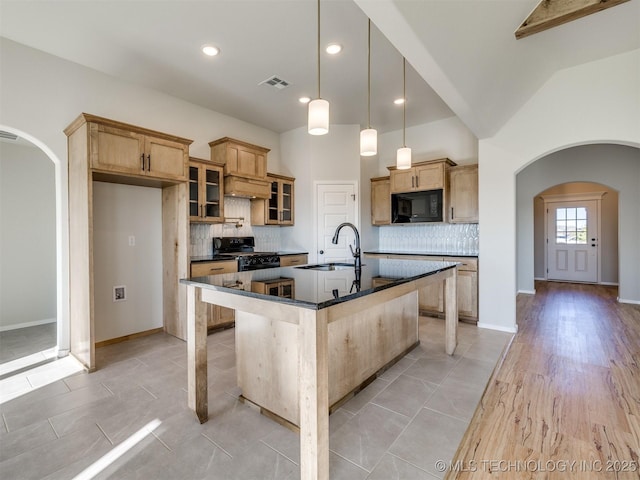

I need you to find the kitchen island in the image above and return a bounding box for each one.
[181,258,458,480]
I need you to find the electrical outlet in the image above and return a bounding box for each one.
[128,235,135,246]
[113,285,126,302]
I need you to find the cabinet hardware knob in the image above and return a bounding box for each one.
[210,267,224,271]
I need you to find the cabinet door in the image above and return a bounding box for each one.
[449,166,478,223]
[419,282,444,313]
[188,165,201,221]
[390,169,416,193]
[371,178,391,225]
[279,180,294,225]
[279,280,294,299]
[227,144,267,179]
[92,124,145,174]
[457,270,478,319]
[266,180,280,224]
[144,136,187,181]
[202,165,223,222]
[279,254,308,267]
[415,163,444,190]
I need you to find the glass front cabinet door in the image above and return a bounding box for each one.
[189,158,224,223]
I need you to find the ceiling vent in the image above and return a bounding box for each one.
[259,75,291,90]
[0,131,18,141]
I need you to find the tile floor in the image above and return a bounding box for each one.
[0,318,511,479]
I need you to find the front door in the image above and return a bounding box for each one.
[316,183,357,264]
[547,200,598,282]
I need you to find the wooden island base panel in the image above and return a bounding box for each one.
[183,259,458,480]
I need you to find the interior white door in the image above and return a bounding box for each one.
[316,183,357,264]
[547,200,598,282]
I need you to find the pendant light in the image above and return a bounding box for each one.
[360,19,377,156]
[396,57,411,169]
[308,0,329,135]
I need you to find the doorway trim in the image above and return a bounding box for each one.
[541,191,606,284]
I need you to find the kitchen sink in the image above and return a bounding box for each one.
[295,262,359,271]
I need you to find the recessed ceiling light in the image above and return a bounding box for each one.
[298,97,311,104]
[201,45,220,57]
[394,98,405,105]
[325,43,342,55]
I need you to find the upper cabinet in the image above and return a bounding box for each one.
[388,159,456,194]
[251,173,295,226]
[448,164,478,223]
[209,137,270,199]
[189,157,224,223]
[370,176,391,225]
[82,116,190,182]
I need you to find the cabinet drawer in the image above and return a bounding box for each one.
[279,254,308,267]
[191,260,238,277]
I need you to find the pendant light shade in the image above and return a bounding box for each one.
[396,147,412,169]
[308,99,329,135]
[360,19,377,156]
[308,0,329,136]
[360,128,377,156]
[396,57,411,169]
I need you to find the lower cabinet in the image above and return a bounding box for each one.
[206,304,235,330]
[251,278,295,298]
[190,260,238,331]
[279,254,308,267]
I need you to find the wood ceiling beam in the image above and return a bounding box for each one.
[515,0,631,39]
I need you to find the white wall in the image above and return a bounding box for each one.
[0,142,56,329]
[93,183,162,342]
[279,125,361,262]
[480,49,640,331]
[530,180,619,284]
[0,38,283,351]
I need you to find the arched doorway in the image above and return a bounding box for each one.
[516,144,638,300]
[0,126,67,366]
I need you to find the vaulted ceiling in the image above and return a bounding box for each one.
[1,0,638,138]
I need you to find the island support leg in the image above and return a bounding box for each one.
[444,269,459,355]
[187,285,208,423]
[298,309,329,480]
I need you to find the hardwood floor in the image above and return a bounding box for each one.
[448,281,640,479]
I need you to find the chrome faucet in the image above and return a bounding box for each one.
[331,222,361,269]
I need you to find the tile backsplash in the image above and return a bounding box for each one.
[378,223,479,255]
[189,197,281,257]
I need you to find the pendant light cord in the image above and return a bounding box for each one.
[402,56,406,147]
[317,0,321,99]
[367,19,371,129]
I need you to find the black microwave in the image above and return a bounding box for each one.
[391,189,443,223]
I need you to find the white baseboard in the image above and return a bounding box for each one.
[600,282,619,286]
[517,289,536,295]
[534,277,546,281]
[618,298,640,305]
[477,322,518,334]
[0,318,56,332]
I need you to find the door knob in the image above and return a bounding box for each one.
[319,250,324,254]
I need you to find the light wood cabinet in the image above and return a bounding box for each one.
[370,177,391,225]
[251,173,295,225]
[90,121,188,182]
[190,261,237,330]
[190,260,238,277]
[64,113,192,369]
[209,137,270,199]
[364,253,478,322]
[279,254,308,267]
[251,278,295,298]
[188,157,224,223]
[449,164,478,223]
[388,159,455,194]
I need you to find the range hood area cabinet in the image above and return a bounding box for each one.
[209,137,270,199]
[387,158,456,194]
[251,173,295,226]
[64,113,192,370]
[188,157,224,223]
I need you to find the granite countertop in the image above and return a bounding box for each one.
[181,258,457,310]
[364,250,478,258]
[190,251,308,263]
